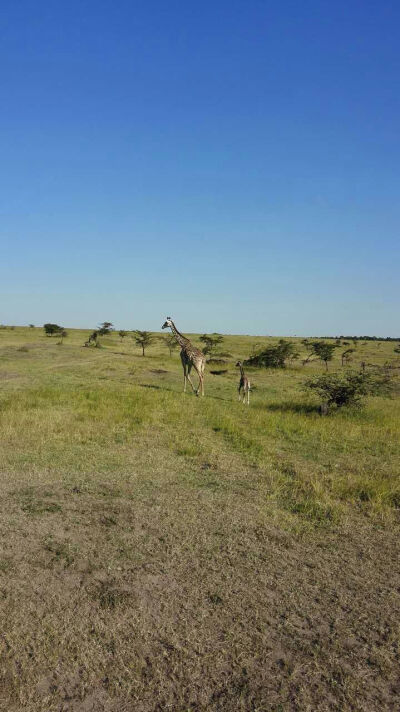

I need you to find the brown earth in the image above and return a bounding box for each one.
[0,457,399,712]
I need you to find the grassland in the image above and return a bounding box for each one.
[0,326,399,711]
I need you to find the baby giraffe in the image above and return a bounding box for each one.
[236,361,250,405]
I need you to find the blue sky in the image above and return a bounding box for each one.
[1,0,399,335]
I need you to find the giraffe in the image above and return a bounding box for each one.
[162,317,206,396]
[236,361,250,405]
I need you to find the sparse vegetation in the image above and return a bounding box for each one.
[0,326,398,712]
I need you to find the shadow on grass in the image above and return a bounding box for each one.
[139,382,230,402]
[265,401,320,415]
[139,384,163,390]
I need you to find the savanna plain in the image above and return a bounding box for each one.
[0,327,399,712]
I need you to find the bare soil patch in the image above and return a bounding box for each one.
[0,471,399,712]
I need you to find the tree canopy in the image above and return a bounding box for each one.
[245,339,299,368]
[132,330,155,356]
[199,333,224,356]
[43,323,62,336]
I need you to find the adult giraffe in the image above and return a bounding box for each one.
[162,317,206,396]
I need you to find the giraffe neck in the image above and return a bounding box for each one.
[170,321,190,348]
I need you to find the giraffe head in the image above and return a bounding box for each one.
[162,317,173,330]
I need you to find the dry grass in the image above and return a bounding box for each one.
[0,327,399,711]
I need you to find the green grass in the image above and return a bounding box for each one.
[0,326,399,711]
[1,326,399,525]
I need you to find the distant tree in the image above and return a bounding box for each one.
[29,324,35,328]
[84,331,98,347]
[119,330,128,342]
[162,333,179,357]
[309,341,338,371]
[43,323,62,336]
[341,348,355,366]
[245,340,299,368]
[199,333,224,356]
[301,339,315,366]
[98,322,114,335]
[132,330,155,356]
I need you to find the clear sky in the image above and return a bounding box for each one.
[1,0,399,336]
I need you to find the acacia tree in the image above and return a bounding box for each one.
[341,348,355,366]
[301,339,315,366]
[245,340,299,368]
[162,333,178,357]
[310,341,338,371]
[58,329,68,344]
[199,333,224,356]
[43,323,62,336]
[133,330,155,356]
[98,322,114,335]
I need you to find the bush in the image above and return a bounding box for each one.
[304,370,389,409]
[245,339,299,368]
[43,323,62,336]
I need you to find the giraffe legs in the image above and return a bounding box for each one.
[183,368,196,394]
[196,363,205,396]
[180,352,205,396]
[186,369,197,394]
